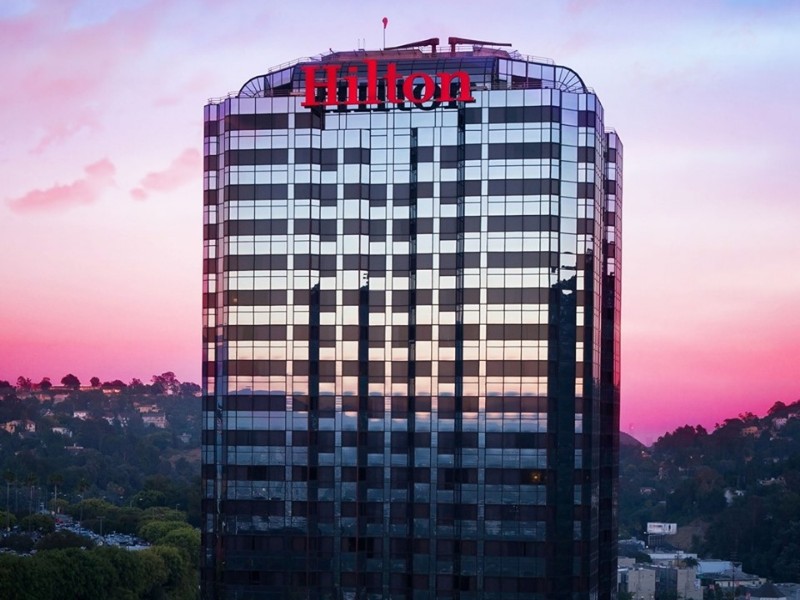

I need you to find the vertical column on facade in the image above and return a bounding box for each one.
[405,127,419,596]
[576,103,604,597]
[306,282,321,590]
[452,106,467,599]
[305,106,326,597]
[599,131,623,600]
[355,277,370,587]
[201,101,225,599]
[547,95,578,599]
[355,121,372,595]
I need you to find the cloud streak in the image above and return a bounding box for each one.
[0,1,159,153]
[7,159,115,213]
[31,110,101,154]
[130,148,200,200]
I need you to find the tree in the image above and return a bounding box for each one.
[179,381,201,396]
[0,380,12,389]
[151,372,180,395]
[134,489,167,509]
[74,498,113,521]
[768,401,788,415]
[32,548,117,599]
[16,376,32,391]
[76,478,90,525]
[158,526,201,568]
[90,377,101,388]
[0,533,34,553]
[3,471,15,530]
[98,545,166,599]
[38,377,52,391]
[148,545,195,599]
[48,473,64,508]
[61,374,81,390]
[24,474,37,516]
[0,510,16,529]
[35,530,95,551]
[20,513,56,534]
[138,520,192,544]
[140,506,186,524]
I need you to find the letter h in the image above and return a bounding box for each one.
[301,64,341,107]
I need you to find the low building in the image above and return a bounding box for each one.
[142,414,167,429]
[750,582,787,600]
[51,426,73,438]
[759,476,786,487]
[0,420,36,434]
[697,561,763,590]
[619,565,656,599]
[647,550,698,566]
[775,583,800,599]
[1,420,19,433]
[654,565,702,600]
[724,488,745,505]
[698,560,734,576]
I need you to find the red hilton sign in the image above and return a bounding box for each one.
[301,59,475,109]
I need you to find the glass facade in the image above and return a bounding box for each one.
[202,45,622,600]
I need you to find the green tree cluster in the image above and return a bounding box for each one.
[0,545,196,599]
[0,502,199,598]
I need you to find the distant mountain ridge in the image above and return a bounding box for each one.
[619,431,645,448]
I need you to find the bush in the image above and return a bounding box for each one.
[0,510,16,529]
[0,532,34,553]
[158,527,200,568]
[140,506,185,524]
[35,530,95,551]
[20,513,56,534]
[138,520,191,544]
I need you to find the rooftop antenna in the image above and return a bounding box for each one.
[382,17,388,50]
[385,37,440,55]
[447,36,512,53]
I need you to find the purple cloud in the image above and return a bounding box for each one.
[7,159,115,213]
[130,148,201,200]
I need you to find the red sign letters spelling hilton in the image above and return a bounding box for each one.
[301,59,475,109]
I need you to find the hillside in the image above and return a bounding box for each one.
[0,375,201,523]
[619,400,800,582]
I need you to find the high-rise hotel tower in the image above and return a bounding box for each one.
[202,38,622,600]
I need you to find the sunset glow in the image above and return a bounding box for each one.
[2,0,799,442]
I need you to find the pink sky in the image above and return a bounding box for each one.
[1,0,799,442]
